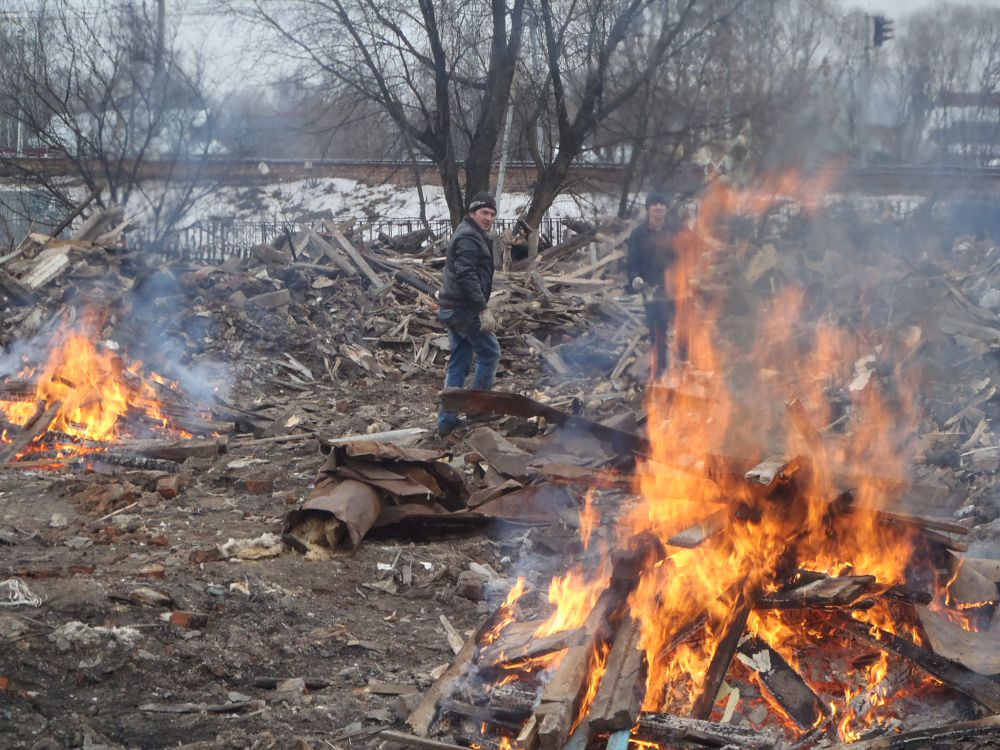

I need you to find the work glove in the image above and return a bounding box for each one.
[479,309,498,334]
[630,277,646,293]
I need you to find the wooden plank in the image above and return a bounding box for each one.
[840,614,1000,712]
[331,229,386,288]
[535,587,619,750]
[634,712,779,749]
[21,247,71,290]
[481,625,585,667]
[564,248,625,279]
[689,583,761,720]
[605,729,631,750]
[588,614,646,733]
[0,400,61,464]
[523,333,570,376]
[307,231,358,277]
[667,508,727,549]
[737,636,825,730]
[609,334,641,381]
[824,714,1000,750]
[757,574,875,610]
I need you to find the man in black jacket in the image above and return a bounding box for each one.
[437,192,501,436]
[627,192,685,378]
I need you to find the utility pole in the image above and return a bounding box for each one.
[494,70,518,217]
[154,0,166,80]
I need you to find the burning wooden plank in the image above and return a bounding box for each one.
[757,574,876,610]
[840,614,1000,712]
[825,714,1000,750]
[534,587,619,750]
[689,583,764,720]
[633,712,780,749]
[736,636,826,730]
[0,400,62,464]
[586,613,646,734]
[479,623,586,667]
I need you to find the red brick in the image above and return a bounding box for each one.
[169,611,208,629]
[156,474,183,499]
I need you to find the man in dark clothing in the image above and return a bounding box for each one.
[437,191,501,436]
[627,192,685,378]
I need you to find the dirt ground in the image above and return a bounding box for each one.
[0,375,506,748]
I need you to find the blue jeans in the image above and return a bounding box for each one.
[438,307,501,430]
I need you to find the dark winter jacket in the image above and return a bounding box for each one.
[439,217,494,311]
[626,217,682,299]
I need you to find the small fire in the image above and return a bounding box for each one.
[0,312,192,460]
[570,641,610,734]
[579,489,599,551]
[482,577,526,646]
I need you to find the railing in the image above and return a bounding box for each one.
[135,216,567,262]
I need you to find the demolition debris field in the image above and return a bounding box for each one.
[2,184,1000,750]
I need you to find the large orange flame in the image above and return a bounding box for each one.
[0,313,191,458]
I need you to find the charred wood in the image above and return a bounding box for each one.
[486,683,537,722]
[737,636,825,730]
[441,700,522,733]
[84,452,179,473]
[587,613,646,734]
[690,583,763,720]
[840,614,1000,712]
[634,712,780,749]
[824,714,1000,749]
[758,574,876,610]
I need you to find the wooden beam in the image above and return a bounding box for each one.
[634,712,779,749]
[689,583,762,720]
[824,714,1000,750]
[840,615,1000,712]
[0,400,61,464]
[587,614,646,733]
[737,636,825,730]
[331,229,387,289]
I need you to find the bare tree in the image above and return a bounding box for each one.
[233,0,526,227]
[0,0,219,243]
[517,0,743,230]
[892,5,1000,165]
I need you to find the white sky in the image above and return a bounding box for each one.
[850,0,1000,14]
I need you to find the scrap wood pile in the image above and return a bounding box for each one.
[0,194,643,399]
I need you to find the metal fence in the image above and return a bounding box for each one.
[136,215,566,262]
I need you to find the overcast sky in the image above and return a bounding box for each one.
[850,0,1000,14]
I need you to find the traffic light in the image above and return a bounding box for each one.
[873,15,894,47]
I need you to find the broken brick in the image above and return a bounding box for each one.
[237,476,274,494]
[169,611,209,629]
[156,474,184,499]
[189,547,223,564]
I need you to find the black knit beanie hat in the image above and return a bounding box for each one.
[645,191,668,208]
[469,192,497,213]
